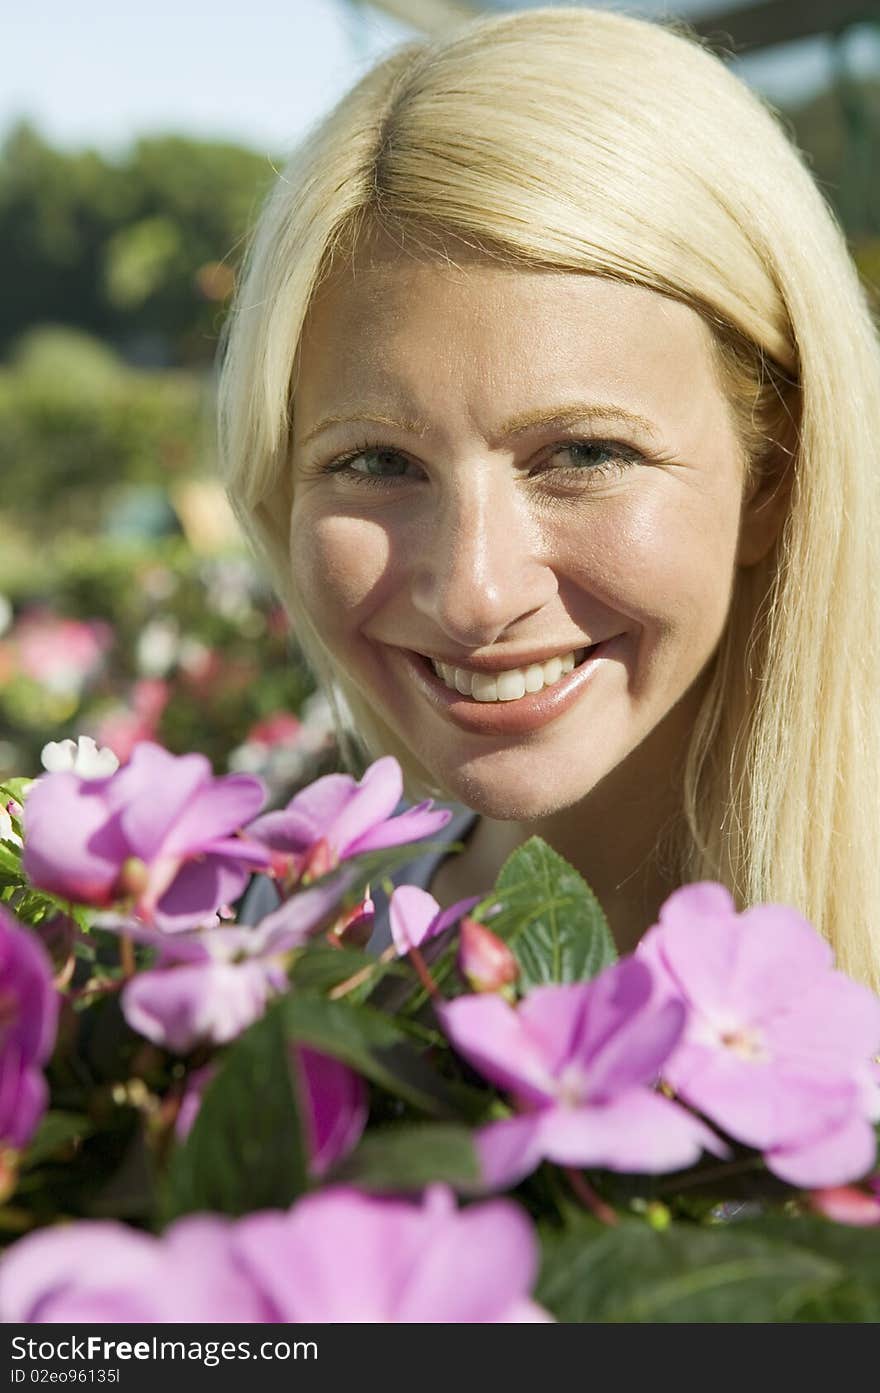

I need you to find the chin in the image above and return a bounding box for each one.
[435,758,602,823]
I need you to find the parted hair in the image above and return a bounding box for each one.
[218,6,880,988]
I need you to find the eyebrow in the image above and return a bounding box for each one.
[298,402,660,448]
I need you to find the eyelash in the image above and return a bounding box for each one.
[313,437,645,489]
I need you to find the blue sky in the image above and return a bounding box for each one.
[4,0,879,157]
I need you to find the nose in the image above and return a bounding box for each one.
[409,463,558,648]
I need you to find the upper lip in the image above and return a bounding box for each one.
[409,642,602,673]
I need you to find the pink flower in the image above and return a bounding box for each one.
[0,1187,551,1323]
[809,1179,880,1227]
[15,610,112,698]
[246,756,454,888]
[440,959,725,1190]
[246,711,303,748]
[0,908,59,1149]
[0,1216,276,1322]
[233,1185,551,1322]
[95,680,171,763]
[97,880,349,1052]
[637,883,880,1188]
[23,742,270,932]
[388,885,481,957]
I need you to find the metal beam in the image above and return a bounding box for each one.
[686,1,879,54]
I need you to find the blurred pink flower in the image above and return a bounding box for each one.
[94,680,171,763]
[97,881,347,1051]
[0,907,59,1149]
[14,610,113,698]
[247,711,303,747]
[23,742,270,932]
[809,1179,880,1227]
[0,1186,550,1323]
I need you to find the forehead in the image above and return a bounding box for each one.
[294,229,729,440]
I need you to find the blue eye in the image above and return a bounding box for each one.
[317,437,642,488]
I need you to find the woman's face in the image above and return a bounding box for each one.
[289,236,766,820]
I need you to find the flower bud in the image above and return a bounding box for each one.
[457,916,519,994]
[332,890,376,949]
[809,1184,880,1227]
[117,856,150,899]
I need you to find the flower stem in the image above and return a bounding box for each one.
[563,1167,619,1226]
[407,944,441,1001]
[328,945,396,1000]
[119,936,136,979]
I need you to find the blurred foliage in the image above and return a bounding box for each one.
[0,326,208,536]
[0,121,277,366]
[0,533,338,791]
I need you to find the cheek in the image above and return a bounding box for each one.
[290,509,391,632]
[565,489,741,638]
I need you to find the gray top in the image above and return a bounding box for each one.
[237,801,481,953]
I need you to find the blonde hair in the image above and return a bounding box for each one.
[218,6,880,989]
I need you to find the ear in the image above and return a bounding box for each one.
[736,444,795,569]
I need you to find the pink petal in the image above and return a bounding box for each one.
[515,984,595,1077]
[346,801,454,855]
[439,995,558,1104]
[235,1189,431,1321]
[279,773,361,843]
[762,972,880,1070]
[327,757,403,856]
[766,1113,879,1189]
[157,776,267,860]
[150,854,252,933]
[475,1114,548,1190]
[121,961,279,1052]
[113,746,211,861]
[22,774,122,904]
[244,808,317,853]
[393,1196,541,1322]
[389,885,442,955]
[294,1046,368,1178]
[249,871,357,953]
[535,1090,726,1173]
[0,1223,159,1322]
[667,1047,860,1150]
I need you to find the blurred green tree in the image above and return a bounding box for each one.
[0,122,277,366]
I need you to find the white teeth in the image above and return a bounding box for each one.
[429,648,586,703]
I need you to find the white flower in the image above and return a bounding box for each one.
[41,736,120,779]
[0,594,12,638]
[136,618,180,677]
[0,807,22,848]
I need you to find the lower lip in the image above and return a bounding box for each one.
[394,640,622,736]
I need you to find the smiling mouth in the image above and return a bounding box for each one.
[414,643,595,702]
[415,645,596,704]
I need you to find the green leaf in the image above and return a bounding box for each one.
[289,942,406,998]
[732,1215,880,1322]
[482,836,617,989]
[162,1000,308,1222]
[21,1111,92,1170]
[0,839,24,885]
[282,995,472,1120]
[537,1216,838,1322]
[331,1123,481,1191]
